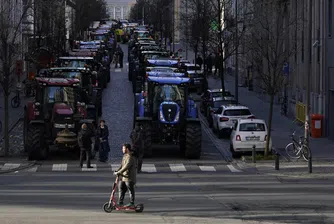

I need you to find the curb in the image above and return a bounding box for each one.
[0,161,37,174]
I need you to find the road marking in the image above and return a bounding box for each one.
[111,164,120,171]
[82,164,97,171]
[52,164,67,171]
[227,164,242,172]
[114,68,122,72]
[142,164,156,173]
[1,163,20,170]
[199,166,216,172]
[169,163,186,172]
[26,167,38,172]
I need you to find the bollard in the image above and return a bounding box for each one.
[252,145,256,163]
[275,151,280,170]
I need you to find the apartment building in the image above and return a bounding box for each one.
[106,0,134,20]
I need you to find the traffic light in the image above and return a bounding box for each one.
[16,60,23,76]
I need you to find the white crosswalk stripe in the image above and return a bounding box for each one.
[169,163,186,172]
[141,164,157,173]
[227,164,242,172]
[4,162,249,173]
[199,166,216,172]
[1,163,20,170]
[52,164,67,171]
[82,164,97,171]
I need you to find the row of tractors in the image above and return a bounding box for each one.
[127,25,202,159]
[24,21,117,160]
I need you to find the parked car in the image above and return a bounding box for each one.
[230,118,272,158]
[200,89,233,116]
[212,105,255,138]
[206,97,237,127]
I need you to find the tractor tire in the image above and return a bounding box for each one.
[27,125,48,161]
[141,123,152,157]
[23,110,28,152]
[185,123,202,159]
[96,91,103,116]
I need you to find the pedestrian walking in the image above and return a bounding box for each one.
[119,48,124,68]
[195,55,203,69]
[206,53,213,74]
[214,53,221,78]
[130,124,145,173]
[114,143,137,207]
[78,123,94,168]
[96,120,110,162]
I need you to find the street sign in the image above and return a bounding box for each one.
[210,21,219,31]
[283,62,289,76]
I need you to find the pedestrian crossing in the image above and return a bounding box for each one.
[0,162,246,173]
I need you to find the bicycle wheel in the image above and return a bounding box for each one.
[285,142,301,159]
[301,145,310,162]
[11,96,19,108]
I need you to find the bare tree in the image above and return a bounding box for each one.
[0,0,32,156]
[207,0,247,92]
[246,0,301,157]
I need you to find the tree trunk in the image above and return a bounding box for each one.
[3,92,9,157]
[220,60,225,92]
[265,93,275,158]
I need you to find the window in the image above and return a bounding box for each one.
[223,109,251,116]
[329,0,333,37]
[239,123,266,132]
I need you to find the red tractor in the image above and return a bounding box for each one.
[24,77,95,160]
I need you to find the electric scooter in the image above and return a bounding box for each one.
[103,174,144,213]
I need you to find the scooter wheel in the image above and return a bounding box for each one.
[135,204,144,213]
[103,202,113,213]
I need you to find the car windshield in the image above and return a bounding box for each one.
[67,60,87,67]
[45,86,76,105]
[239,123,266,131]
[155,85,183,101]
[93,35,104,40]
[224,109,251,116]
[213,100,236,108]
[212,91,232,97]
[137,32,149,38]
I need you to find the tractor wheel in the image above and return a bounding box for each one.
[27,125,48,161]
[96,91,103,116]
[141,122,152,157]
[179,133,186,157]
[185,123,202,159]
[23,109,28,152]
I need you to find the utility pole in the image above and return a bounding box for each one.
[185,0,188,59]
[172,0,175,53]
[234,0,239,103]
[305,0,312,173]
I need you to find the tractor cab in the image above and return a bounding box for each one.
[57,56,95,69]
[30,77,85,140]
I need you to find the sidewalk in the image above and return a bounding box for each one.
[207,74,334,160]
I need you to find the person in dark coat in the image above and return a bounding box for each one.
[195,55,203,69]
[206,53,213,73]
[96,120,110,162]
[130,124,145,173]
[78,123,94,168]
[119,48,124,68]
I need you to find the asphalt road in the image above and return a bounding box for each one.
[1,44,334,223]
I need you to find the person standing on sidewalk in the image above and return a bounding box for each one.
[130,124,145,173]
[96,120,110,162]
[78,124,93,168]
[195,55,203,69]
[214,53,221,78]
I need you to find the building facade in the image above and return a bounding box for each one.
[105,0,134,20]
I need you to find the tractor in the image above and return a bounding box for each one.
[46,67,103,117]
[24,77,95,160]
[134,75,202,159]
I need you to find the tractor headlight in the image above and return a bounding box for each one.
[159,111,165,121]
[54,123,75,129]
[174,111,180,122]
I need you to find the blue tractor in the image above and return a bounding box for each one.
[134,74,202,159]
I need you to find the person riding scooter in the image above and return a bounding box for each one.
[114,143,137,207]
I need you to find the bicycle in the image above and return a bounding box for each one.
[285,131,310,161]
[11,90,21,108]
